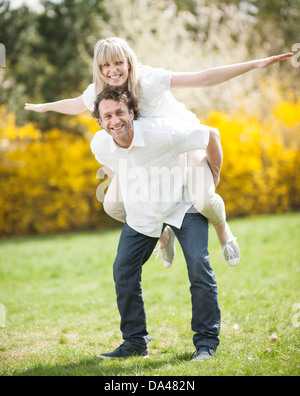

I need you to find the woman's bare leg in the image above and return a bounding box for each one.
[187,150,240,266]
[103,172,175,266]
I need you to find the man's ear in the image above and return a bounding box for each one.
[130,109,134,121]
[98,118,103,129]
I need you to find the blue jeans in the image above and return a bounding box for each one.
[113,212,221,350]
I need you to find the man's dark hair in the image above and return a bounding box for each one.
[92,87,140,121]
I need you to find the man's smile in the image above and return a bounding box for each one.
[110,124,124,131]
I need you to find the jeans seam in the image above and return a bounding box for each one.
[139,238,156,268]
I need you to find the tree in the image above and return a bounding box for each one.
[0,0,109,128]
[215,0,300,52]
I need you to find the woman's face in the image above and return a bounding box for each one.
[100,58,131,87]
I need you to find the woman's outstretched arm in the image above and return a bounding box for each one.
[171,53,293,89]
[25,95,88,115]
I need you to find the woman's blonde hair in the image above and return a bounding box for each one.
[93,37,141,101]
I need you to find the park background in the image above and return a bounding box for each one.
[0,0,300,236]
[0,0,300,376]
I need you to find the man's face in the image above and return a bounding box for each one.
[98,99,134,147]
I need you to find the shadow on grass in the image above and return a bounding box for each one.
[11,352,193,376]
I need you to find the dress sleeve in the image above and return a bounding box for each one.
[140,65,172,102]
[169,125,210,154]
[82,83,96,112]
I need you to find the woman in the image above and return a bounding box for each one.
[25,37,292,268]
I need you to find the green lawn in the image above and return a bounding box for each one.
[0,213,299,376]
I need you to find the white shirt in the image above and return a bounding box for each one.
[83,65,201,126]
[90,118,209,237]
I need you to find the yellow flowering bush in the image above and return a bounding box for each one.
[0,107,110,236]
[206,99,300,218]
[0,96,299,236]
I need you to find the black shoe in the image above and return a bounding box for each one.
[99,342,149,359]
[191,345,216,362]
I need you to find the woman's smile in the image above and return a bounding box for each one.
[109,75,122,81]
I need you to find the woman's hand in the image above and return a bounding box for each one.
[256,53,293,69]
[24,103,46,113]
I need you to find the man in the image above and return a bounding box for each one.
[91,87,222,361]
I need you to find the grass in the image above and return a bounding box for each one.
[0,213,299,376]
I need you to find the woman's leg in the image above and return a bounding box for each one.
[103,173,176,267]
[187,150,226,227]
[103,174,126,223]
[187,150,240,266]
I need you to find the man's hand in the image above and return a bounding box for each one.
[206,128,223,189]
[256,53,293,69]
[213,172,220,189]
[206,159,221,188]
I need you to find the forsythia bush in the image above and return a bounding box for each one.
[0,108,112,236]
[206,98,300,218]
[0,98,299,236]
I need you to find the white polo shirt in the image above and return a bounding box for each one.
[91,117,209,237]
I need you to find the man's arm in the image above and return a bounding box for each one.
[168,122,222,186]
[206,128,223,188]
[102,165,115,179]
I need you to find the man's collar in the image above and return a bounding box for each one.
[110,120,145,152]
